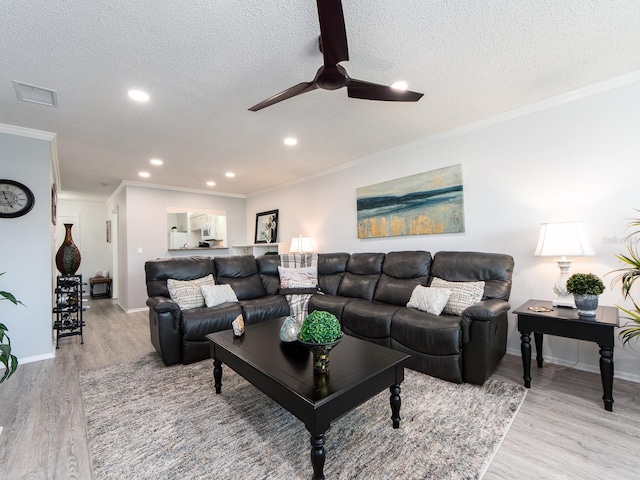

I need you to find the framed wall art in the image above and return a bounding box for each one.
[356,164,464,239]
[51,183,57,225]
[254,209,278,243]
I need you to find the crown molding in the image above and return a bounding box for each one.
[0,123,56,141]
[107,180,246,205]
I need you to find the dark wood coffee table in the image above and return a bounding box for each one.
[206,318,409,480]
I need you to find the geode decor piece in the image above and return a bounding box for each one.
[279,316,301,342]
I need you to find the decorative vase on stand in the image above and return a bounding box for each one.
[56,223,81,275]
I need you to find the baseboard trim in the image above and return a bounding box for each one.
[17,351,56,365]
[0,350,57,372]
[125,306,149,314]
[505,347,640,384]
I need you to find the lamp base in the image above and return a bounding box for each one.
[551,258,577,308]
[552,294,576,308]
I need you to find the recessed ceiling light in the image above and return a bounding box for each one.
[128,89,150,102]
[138,171,150,178]
[206,181,216,187]
[150,158,163,166]
[284,137,298,146]
[225,172,235,178]
[390,81,408,91]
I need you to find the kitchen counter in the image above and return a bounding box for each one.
[168,246,228,251]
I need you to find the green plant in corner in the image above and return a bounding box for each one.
[566,273,605,296]
[299,310,342,344]
[611,210,640,345]
[1,272,24,383]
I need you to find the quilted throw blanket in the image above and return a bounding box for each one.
[279,253,318,323]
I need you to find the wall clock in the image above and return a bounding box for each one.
[0,179,35,218]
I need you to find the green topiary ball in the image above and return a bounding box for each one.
[299,310,342,343]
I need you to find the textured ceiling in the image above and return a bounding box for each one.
[1,0,639,198]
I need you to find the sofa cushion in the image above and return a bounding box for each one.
[430,277,484,315]
[256,255,281,295]
[215,256,266,300]
[308,294,353,320]
[181,302,243,342]
[317,253,350,295]
[167,274,216,310]
[430,251,514,301]
[373,251,431,306]
[221,275,266,300]
[381,250,432,278]
[145,256,216,298]
[391,308,462,356]
[278,265,318,287]
[407,286,452,315]
[337,253,384,300]
[342,300,400,341]
[201,284,238,308]
[239,295,290,325]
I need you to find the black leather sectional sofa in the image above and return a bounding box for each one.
[145,250,514,385]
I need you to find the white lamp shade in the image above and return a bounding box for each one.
[289,236,313,253]
[534,221,595,257]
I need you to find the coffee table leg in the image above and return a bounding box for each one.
[310,434,325,480]
[521,332,531,388]
[390,384,401,429]
[213,359,222,394]
[599,346,614,412]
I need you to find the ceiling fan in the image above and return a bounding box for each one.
[248,0,423,112]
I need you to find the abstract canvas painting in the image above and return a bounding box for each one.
[357,164,464,238]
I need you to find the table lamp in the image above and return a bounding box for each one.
[534,221,595,307]
[289,235,313,253]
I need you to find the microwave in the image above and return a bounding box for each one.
[202,226,214,239]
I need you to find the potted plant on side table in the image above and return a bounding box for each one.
[566,272,605,317]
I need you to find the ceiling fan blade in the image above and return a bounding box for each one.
[317,0,349,65]
[346,79,423,102]
[248,82,318,111]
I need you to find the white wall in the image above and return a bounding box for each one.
[56,198,110,283]
[107,184,246,312]
[247,74,640,382]
[0,127,56,365]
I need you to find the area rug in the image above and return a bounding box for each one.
[79,353,526,480]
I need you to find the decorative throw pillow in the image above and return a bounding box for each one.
[407,286,452,315]
[429,277,485,315]
[167,274,215,310]
[95,269,109,278]
[278,266,318,288]
[201,284,238,308]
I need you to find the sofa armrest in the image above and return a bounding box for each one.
[462,298,511,321]
[147,296,181,317]
[460,299,511,384]
[147,296,183,366]
[459,299,510,344]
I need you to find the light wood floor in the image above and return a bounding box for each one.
[0,300,638,479]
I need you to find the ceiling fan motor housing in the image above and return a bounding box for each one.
[315,65,348,90]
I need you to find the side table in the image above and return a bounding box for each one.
[514,299,619,411]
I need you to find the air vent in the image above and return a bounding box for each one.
[13,81,58,107]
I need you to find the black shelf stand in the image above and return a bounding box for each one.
[53,274,86,348]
